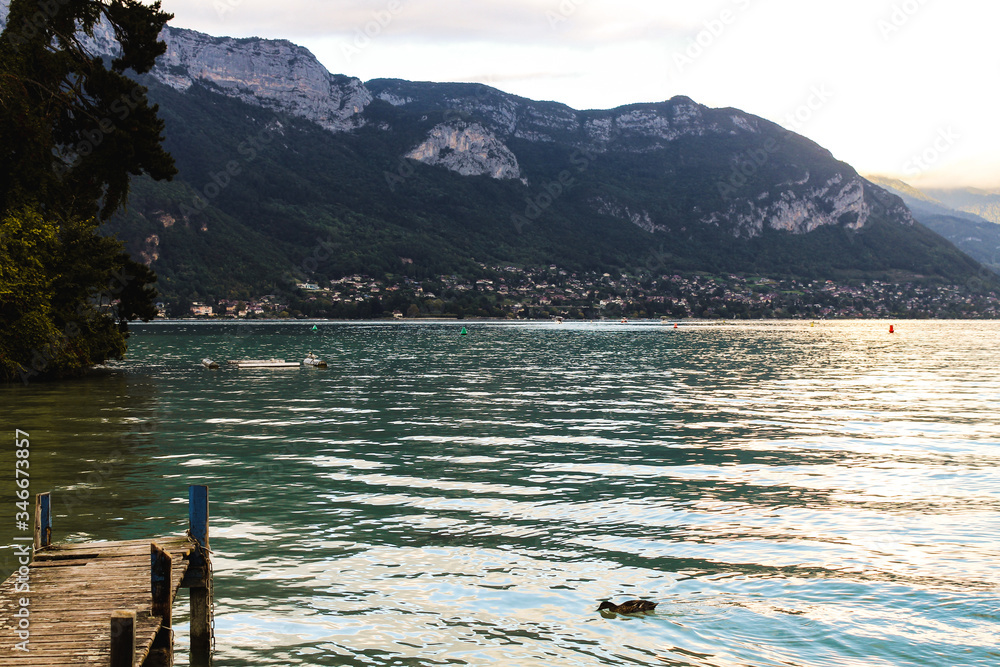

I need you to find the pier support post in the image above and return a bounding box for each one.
[188,485,212,667]
[34,492,51,551]
[191,585,212,666]
[150,542,175,663]
[151,542,173,624]
[110,610,136,667]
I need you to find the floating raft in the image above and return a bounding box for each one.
[0,487,214,666]
[302,353,328,369]
[226,358,299,369]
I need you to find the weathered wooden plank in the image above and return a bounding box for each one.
[0,561,189,599]
[38,537,193,552]
[0,579,189,606]
[0,597,188,622]
[30,555,192,567]
[41,536,192,549]
[0,536,197,667]
[33,543,195,561]
[2,486,212,665]
[30,544,193,566]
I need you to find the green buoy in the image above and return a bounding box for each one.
[311,325,318,331]
[460,327,468,335]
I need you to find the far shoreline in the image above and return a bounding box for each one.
[131,317,997,324]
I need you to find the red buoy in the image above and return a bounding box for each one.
[889,325,895,334]
[674,323,678,329]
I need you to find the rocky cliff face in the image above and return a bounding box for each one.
[154,27,372,133]
[366,82,746,155]
[406,122,520,179]
[364,78,907,239]
[582,99,752,152]
[0,4,372,134]
[702,174,911,239]
[592,197,667,234]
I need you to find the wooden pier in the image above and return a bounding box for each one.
[0,486,213,666]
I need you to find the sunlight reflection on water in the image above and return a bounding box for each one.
[3,320,1000,666]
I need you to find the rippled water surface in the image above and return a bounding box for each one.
[3,320,999,666]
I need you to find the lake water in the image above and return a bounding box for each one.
[2,320,999,666]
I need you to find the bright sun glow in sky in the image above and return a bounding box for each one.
[163,0,998,190]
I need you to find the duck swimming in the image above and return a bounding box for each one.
[598,600,658,614]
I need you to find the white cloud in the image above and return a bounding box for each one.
[168,0,689,43]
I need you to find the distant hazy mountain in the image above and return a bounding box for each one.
[1,7,989,300]
[866,176,1000,275]
[923,187,1000,225]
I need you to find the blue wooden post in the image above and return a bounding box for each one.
[189,485,209,550]
[34,492,52,551]
[188,485,212,666]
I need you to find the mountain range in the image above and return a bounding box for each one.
[1,7,995,306]
[865,176,1000,276]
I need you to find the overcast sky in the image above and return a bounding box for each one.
[161,0,997,190]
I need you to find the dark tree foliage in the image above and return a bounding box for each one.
[0,0,174,382]
[1,0,175,218]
